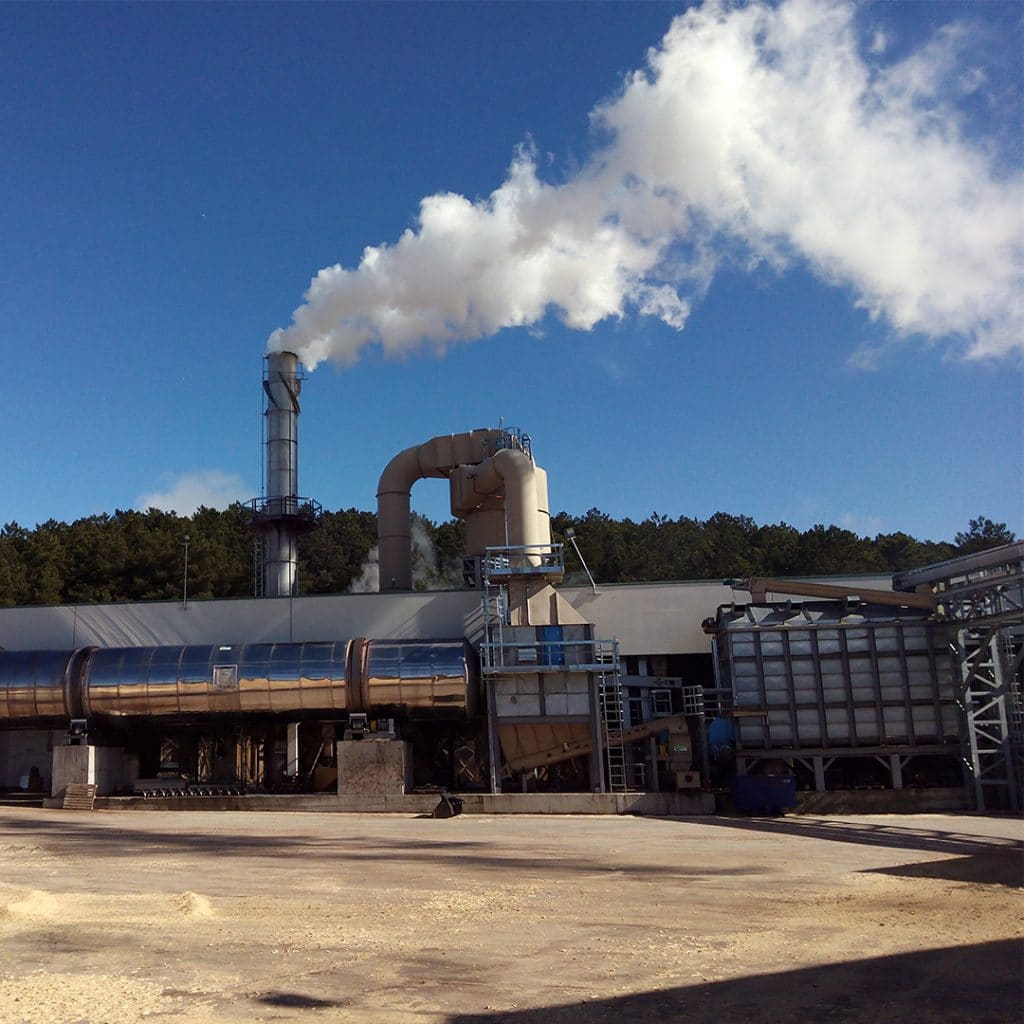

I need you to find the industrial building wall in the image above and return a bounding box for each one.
[560,575,894,655]
[0,729,58,790]
[0,575,893,658]
[0,591,480,652]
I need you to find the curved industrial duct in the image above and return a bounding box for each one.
[376,429,552,592]
[376,429,504,592]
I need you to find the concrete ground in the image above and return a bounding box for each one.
[0,809,1020,1024]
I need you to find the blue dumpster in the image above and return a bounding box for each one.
[729,774,797,815]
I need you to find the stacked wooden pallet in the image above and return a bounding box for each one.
[62,783,97,810]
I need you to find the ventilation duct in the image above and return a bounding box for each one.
[376,428,551,592]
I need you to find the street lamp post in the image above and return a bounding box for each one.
[182,534,190,610]
[564,527,598,595]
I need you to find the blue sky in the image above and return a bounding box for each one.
[2,0,1021,545]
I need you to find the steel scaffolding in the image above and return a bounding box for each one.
[478,545,626,794]
[896,542,1023,812]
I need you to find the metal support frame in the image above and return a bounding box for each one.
[912,542,1024,813]
[950,623,1021,812]
[485,676,500,795]
[870,753,914,790]
[737,745,957,792]
[794,755,835,791]
[477,545,627,794]
[285,722,300,778]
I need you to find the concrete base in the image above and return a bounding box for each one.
[91,788,972,816]
[93,790,716,815]
[51,746,125,800]
[337,739,411,797]
[793,787,969,815]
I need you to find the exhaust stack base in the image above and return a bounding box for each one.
[246,350,321,597]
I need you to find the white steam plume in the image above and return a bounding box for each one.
[409,518,438,590]
[346,521,445,594]
[269,0,1023,367]
[348,545,379,594]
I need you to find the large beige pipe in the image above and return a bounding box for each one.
[377,429,504,592]
[534,466,551,547]
[462,497,506,558]
[466,450,544,566]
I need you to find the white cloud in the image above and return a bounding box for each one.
[270,0,1023,368]
[840,512,884,537]
[136,471,250,516]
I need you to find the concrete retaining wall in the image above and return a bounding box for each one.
[93,790,716,815]
[793,787,969,815]
[52,746,124,799]
[92,788,971,816]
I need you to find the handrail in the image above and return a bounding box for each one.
[245,496,323,520]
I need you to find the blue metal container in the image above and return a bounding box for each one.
[729,774,797,815]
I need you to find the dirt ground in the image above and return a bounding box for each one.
[0,809,1020,1024]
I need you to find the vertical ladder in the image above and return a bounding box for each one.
[252,536,264,597]
[478,560,509,794]
[596,640,628,793]
[1003,630,1024,745]
[480,568,507,673]
[681,684,711,786]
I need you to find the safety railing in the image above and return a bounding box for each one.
[481,543,565,578]
[245,496,323,524]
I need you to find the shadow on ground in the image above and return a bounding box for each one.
[449,939,1024,1024]
[866,850,1023,887]
[691,814,1023,886]
[2,810,1019,885]
[0,813,765,881]
[254,991,349,1009]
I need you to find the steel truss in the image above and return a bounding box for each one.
[950,622,1022,813]
[898,543,1024,812]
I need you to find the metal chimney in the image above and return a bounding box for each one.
[246,351,321,596]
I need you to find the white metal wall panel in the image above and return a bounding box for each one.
[0,591,481,651]
[721,605,957,751]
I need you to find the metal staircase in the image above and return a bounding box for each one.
[62,783,97,811]
[480,569,507,673]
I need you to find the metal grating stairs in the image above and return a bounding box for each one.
[62,783,97,810]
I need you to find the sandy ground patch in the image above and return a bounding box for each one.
[0,809,1020,1023]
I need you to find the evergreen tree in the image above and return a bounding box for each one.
[954,517,1016,555]
[0,504,1013,607]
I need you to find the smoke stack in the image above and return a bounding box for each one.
[246,351,320,596]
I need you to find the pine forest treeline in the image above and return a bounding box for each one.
[0,507,1014,608]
